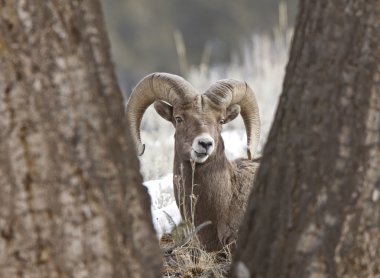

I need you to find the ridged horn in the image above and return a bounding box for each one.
[126,72,196,155]
[204,80,260,159]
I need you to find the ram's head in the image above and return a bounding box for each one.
[126,73,260,163]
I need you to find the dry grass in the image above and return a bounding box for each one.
[159,221,233,278]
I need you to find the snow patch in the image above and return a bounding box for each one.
[144,174,182,237]
[151,202,182,237]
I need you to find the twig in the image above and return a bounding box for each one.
[162,221,212,255]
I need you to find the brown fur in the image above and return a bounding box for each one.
[155,95,259,251]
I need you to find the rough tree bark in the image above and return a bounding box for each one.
[0,1,161,277]
[232,1,380,278]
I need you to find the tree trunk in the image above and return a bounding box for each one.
[232,1,380,277]
[0,1,161,277]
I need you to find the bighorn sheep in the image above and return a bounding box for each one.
[126,73,260,251]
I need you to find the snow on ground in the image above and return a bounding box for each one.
[144,174,174,210]
[144,174,182,237]
[151,202,181,237]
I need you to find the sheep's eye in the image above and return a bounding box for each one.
[219,119,225,124]
[175,116,183,124]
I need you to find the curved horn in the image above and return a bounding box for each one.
[204,80,260,159]
[126,72,196,155]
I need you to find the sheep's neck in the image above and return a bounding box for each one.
[173,141,233,222]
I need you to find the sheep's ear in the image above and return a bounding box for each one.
[224,104,240,124]
[154,100,173,123]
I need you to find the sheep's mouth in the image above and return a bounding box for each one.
[193,150,208,157]
[191,149,210,163]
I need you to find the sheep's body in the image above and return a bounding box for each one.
[173,134,259,251]
[126,73,260,252]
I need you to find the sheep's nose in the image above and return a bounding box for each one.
[192,134,215,159]
[198,139,213,150]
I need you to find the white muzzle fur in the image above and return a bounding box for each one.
[191,133,215,163]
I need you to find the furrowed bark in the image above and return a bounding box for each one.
[232,1,380,277]
[0,1,161,277]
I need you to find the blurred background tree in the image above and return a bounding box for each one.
[100,0,297,92]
